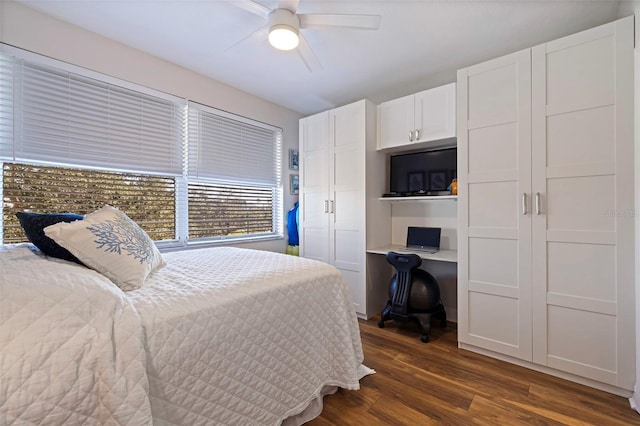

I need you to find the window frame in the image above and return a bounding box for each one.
[185,100,283,244]
[0,44,285,248]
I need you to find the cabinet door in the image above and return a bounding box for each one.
[299,111,330,263]
[457,50,532,361]
[377,94,414,150]
[331,101,367,313]
[531,17,634,389]
[415,83,456,143]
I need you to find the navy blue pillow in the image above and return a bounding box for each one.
[16,212,85,264]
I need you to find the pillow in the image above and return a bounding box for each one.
[16,212,85,264]
[44,205,165,291]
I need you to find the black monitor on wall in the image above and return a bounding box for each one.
[389,148,457,195]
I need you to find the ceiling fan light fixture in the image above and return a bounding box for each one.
[269,24,299,50]
[267,8,300,51]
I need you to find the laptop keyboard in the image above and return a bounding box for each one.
[397,247,439,254]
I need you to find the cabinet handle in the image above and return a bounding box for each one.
[324,200,329,213]
[330,200,335,214]
[415,129,420,141]
[408,130,414,142]
[522,193,527,215]
[535,192,541,215]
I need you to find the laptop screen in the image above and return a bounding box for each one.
[406,227,441,249]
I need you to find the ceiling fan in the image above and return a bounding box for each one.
[228,0,382,71]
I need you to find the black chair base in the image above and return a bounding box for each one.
[378,303,447,343]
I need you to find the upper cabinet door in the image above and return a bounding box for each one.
[377,93,414,150]
[415,82,456,143]
[377,83,457,151]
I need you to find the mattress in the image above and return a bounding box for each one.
[127,246,365,425]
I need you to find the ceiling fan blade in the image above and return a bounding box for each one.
[278,0,300,13]
[225,24,269,52]
[297,34,322,72]
[229,0,271,18]
[299,14,382,30]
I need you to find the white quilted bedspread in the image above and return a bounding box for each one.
[0,245,152,425]
[127,247,364,426]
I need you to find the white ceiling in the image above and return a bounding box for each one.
[17,0,627,115]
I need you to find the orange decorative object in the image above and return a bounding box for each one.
[451,179,458,195]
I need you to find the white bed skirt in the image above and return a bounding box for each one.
[283,365,375,425]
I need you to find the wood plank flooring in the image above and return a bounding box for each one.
[310,318,640,425]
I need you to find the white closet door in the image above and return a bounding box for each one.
[300,111,330,263]
[331,101,366,312]
[531,17,635,388]
[457,50,533,360]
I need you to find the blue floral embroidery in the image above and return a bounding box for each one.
[87,213,153,264]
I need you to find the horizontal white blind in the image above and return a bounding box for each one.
[5,54,184,175]
[188,102,281,186]
[3,163,176,243]
[188,181,274,240]
[0,53,13,161]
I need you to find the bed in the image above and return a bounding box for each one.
[0,243,369,425]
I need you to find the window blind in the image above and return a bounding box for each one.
[187,101,281,186]
[0,53,13,161]
[3,163,176,244]
[1,52,184,175]
[188,182,274,240]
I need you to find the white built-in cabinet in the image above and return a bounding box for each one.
[377,83,456,151]
[457,17,635,393]
[299,99,390,318]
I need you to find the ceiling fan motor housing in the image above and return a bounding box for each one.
[269,8,300,29]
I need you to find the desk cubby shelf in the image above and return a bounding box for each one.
[378,195,458,202]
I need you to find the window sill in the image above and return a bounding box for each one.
[158,234,284,253]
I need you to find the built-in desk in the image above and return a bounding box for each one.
[366,246,458,322]
[367,246,457,263]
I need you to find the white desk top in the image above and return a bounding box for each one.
[367,245,458,263]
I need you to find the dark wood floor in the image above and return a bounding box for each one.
[310,318,640,425]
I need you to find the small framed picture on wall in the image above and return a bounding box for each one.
[290,174,299,195]
[289,149,299,170]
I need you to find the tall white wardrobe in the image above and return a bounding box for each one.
[457,16,635,393]
[299,99,390,319]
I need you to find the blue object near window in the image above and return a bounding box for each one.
[287,202,299,246]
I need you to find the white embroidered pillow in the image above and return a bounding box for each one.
[44,205,165,291]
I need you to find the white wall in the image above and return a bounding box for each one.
[0,1,302,253]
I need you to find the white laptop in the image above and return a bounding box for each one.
[398,226,441,254]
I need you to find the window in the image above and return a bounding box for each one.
[2,163,175,244]
[186,102,282,241]
[188,182,274,240]
[0,45,283,245]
